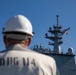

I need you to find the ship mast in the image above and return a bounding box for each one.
[45,15,70,54]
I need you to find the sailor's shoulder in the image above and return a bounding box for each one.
[30,51,55,61]
[0,49,7,53]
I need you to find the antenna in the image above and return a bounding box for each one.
[56,15,59,26]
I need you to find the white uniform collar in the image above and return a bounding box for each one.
[6,44,28,51]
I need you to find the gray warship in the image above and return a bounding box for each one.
[32,15,76,75]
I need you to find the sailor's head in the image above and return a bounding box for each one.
[2,15,34,48]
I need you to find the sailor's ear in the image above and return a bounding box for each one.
[3,36,7,44]
[27,38,32,46]
[3,36,9,47]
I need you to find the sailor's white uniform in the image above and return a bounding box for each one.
[0,44,59,75]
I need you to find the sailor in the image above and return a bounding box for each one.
[0,15,59,75]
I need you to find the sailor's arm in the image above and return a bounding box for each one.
[51,58,60,75]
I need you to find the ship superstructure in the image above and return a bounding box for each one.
[45,15,70,54]
[33,15,76,75]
